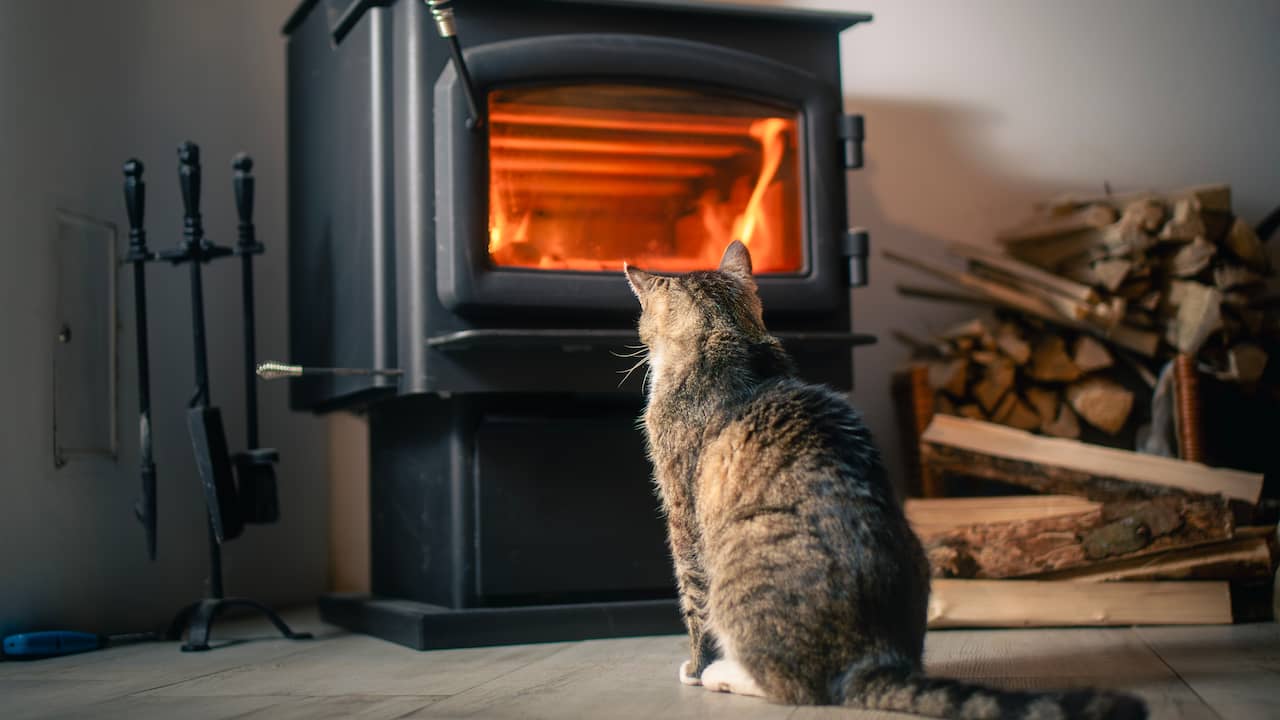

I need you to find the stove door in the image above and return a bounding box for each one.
[435,34,847,318]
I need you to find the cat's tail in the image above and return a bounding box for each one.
[836,662,1147,720]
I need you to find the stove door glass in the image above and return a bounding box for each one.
[487,84,803,274]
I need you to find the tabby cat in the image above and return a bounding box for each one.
[624,241,1146,720]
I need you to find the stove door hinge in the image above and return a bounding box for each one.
[839,114,865,170]
[842,229,870,288]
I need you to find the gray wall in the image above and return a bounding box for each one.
[0,0,327,636]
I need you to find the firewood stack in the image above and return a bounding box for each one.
[908,415,1274,627]
[883,183,1279,626]
[903,317,1136,439]
[886,183,1277,387]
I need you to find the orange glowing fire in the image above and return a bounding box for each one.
[487,85,802,274]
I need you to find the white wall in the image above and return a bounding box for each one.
[0,0,327,637]
[741,0,1280,486]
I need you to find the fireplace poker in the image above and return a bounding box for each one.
[123,159,158,561]
[256,361,404,381]
[427,0,484,129]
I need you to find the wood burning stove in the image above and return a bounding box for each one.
[282,0,873,649]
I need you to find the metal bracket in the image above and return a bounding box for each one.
[842,228,870,288]
[839,114,865,169]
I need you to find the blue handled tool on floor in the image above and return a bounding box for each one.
[2,631,158,659]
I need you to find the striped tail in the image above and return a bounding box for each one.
[839,663,1147,720]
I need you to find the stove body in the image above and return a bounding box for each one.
[283,0,873,649]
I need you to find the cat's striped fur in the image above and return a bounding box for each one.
[624,241,1146,720]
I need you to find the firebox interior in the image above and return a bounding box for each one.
[487,84,804,274]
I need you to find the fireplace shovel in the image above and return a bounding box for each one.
[228,154,280,524]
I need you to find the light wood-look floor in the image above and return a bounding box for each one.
[2,609,1276,719]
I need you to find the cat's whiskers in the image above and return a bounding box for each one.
[617,354,650,388]
[610,348,649,358]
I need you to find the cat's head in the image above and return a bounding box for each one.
[624,240,767,356]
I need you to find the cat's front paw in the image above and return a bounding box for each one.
[679,659,703,686]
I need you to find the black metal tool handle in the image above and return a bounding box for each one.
[124,159,158,561]
[233,153,256,249]
[233,153,261,449]
[178,142,212,410]
[428,0,484,130]
[178,142,203,250]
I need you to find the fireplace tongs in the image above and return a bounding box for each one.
[328,0,484,130]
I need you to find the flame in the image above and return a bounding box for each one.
[485,85,801,274]
[731,118,789,248]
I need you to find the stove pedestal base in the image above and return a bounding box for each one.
[318,593,683,650]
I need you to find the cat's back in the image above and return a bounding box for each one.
[698,377,890,508]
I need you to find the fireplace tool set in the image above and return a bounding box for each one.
[122,142,310,651]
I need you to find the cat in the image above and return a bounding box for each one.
[624,240,1147,720]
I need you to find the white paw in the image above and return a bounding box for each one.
[699,660,766,698]
[679,660,702,686]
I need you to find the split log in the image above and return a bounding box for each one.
[1042,402,1082,439]
[1029,336,1081,382]
[995,323,1031,364]
[1172,283,1222,355]
[928,358,969,397]
[995,204,1117,244]
[1224,217,1270,272]
[883,249,1160,357]
[1066,377,1133,435]
[1092,258,1132,292]
[956,404,986,420]
[994,393,1040,431]
[1040,184,1230,216]
[1158,198,1207,243]
[1169,236,1217,277]
[919,415,1264,504]
[1024,386,1059,426]
[905,495,1101,537]
[921,495,1233,579]
[1072,335,1114,373]
[949,242,1099,304]
[927,580,1232,628]
[973,359,1015,413]
[1037,536,1273,582]
[1214,262,1264,290]
[1121,197,1166,233]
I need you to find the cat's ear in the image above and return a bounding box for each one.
[624,263,657,302]
[719,240,753,281]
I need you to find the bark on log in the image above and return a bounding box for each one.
[921,496,1234,579]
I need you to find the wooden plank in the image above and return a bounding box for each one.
[141,633,572,698]
[920,415,1263,504]
[421,634,794,720]
[927,580,1232,628]
[906,495,1101,538]
[918,627,1219,720]
[1137,623,1280,720]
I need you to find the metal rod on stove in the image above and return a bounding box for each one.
[256,361,404,381]
[426,0,484,130]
